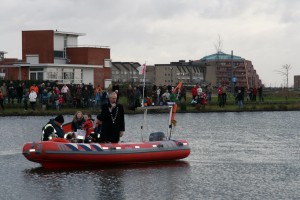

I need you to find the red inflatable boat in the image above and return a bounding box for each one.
[22,104,191,169]
[23,139,190,169]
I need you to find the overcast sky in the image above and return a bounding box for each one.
[1,0,300,87]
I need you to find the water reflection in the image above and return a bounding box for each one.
[22,161,190,199]
[24,160,190,174]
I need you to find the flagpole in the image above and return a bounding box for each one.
[176,89,180,100]
[141,62,146,107]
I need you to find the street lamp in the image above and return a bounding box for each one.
[231,50,237,95]
[169,66,173,86]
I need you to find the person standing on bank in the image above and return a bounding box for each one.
[96,92,125,143]
[0,90,4,111]
[29,89,37,110]
[23,88,29,111]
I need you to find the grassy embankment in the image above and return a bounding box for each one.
[1,90,300,116]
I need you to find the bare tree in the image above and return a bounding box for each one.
[214,34,223,53]
[276,64,292,88]
[214,35,224,86]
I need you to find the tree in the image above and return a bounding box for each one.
[214,34,223,53]
[276,64,292,88]
[214,35,223,85]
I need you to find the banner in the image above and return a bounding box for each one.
[137,63,146,75]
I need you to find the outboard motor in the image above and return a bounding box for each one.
[149,132,166,141]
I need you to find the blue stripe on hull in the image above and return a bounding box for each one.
[91,144,103,151]
[65,144,80,151]
[78,144,93,151]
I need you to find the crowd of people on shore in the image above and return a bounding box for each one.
[0,81,184,112]
[0,81,111,111]
[126,84,187,109]
[189,83,264,109]
[0,80,264,112]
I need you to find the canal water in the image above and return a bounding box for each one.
[0,111,299,199]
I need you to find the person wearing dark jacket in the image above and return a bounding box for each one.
[16,83,23,104]
[41,114,65,141]
[235,90,244,108]
[96,92,125,143]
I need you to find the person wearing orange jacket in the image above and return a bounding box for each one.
[29,83,39,94]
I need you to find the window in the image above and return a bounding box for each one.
[104,59,111,68]
[30,72,43,81]
[64,35,67,48]
[64,72,74,79]
[46,67,82,84]
[30,68,44,81]
[30,73,36,81]
[54,51,64,58]
[48,72,57,79]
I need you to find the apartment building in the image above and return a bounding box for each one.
[0,30,112,88]
[154,60,205,86]
[199,51,262,88]
[111,62,153,85]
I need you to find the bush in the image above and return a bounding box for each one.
[179,102,187,111]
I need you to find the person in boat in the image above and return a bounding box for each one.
[84,114,102,143]
[41,114,65,141]
[96,92,125,143]
[94,118,102,135]
[83,113,94,138]
[84,117,102,143]
[71,111,85,131]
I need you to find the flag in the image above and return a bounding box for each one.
[172,81,183,93]
[137,63,146,75]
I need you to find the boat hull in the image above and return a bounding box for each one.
[23,140,191,169]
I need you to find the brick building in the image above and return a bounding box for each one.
[294,75,300,89]
[0,51,22,80]
[198,51,262,88]
[1,30,112,88]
